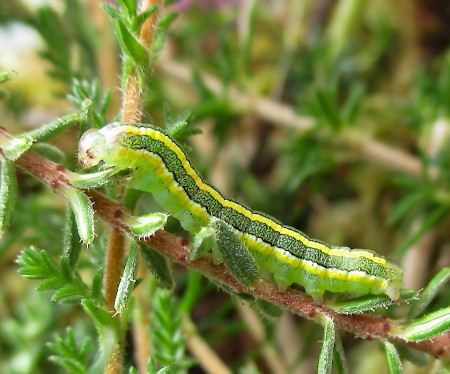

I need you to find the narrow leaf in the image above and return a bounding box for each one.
[81,299,119,331]
[394,206,448,259]
[157,12,178,30]
[384,342,402,374]
[190,226,215,260]
[139,242,173,289]
[1,135,33,161]
[387,191,425,226]
[27,113,84,143]
[116,0,136,16]
[332,335,349,374]
[317,316,335,374]
[102,4,124,24]
[115,20,149,68]
[126,212,167,238]
[32,143,66,163]
[69,167,129,189]
[0,157,17,238]
[211,219,260,287]
[114,242,139,314]
[409,267,450,318]
[315,88,341,130]
[332,289,417,314]
[91,268,104,300]
[63,207,82,268]
[254,299,283,321]
[133,6,158,33]
[341,83,365,125]
[397,307,450,341]
[65,188,95,245]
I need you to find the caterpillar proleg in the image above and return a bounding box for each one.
[78,123,403,300]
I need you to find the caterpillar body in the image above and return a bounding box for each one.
[78,123,403,300]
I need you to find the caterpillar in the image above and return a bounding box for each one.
[78,123,403,300]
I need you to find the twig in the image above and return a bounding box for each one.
[9,144,450,358]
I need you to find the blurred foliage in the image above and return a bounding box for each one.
[0,0,450,373]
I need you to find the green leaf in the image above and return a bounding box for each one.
[0,157,17,238]
[0,71,11,84]
[397,307,450,341]
[254,299,283,321]
[115,20,149,68]
[394,206,448,259]
[315,88,341,131]
[317,316,335,374]
[396,346,428,367]
[387,191,425,226]
[91,268,104,300]
[341,83,365,125]
[157,12,178,30]
[52,283,89,304]
[331,289,417,314]
[64,188,95,245]
[126,212,167,238]
[81,299,119,331]
[63,207,82,268]
[69,168,129,189]
[164,104,199,140]
[179,271,202,314]
[139,242,174,289]
[384,342,402,374]
[151,290,188,367]
[147,358,157,374]
[27,112,84,143]
[1,134,33,161]
[1,113,83,161]
[211,219,260,287]
[332,335,348,374]
[133,6,158,33]
[114,242,139,314]
[191,226,215,260]
[192,70,214,99]
[47,327,91,374]
[101,4,124,23]
[17,246,58,280]
[409,267,450,318]
[17,246,89,303]
[116,0,137,17]
[68,80,111,129]
[32,143,66,163]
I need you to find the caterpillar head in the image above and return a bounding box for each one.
[78,123,123,168]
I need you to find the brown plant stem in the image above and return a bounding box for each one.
[9,144,450,359]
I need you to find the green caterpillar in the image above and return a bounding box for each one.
[78,123,403,300]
